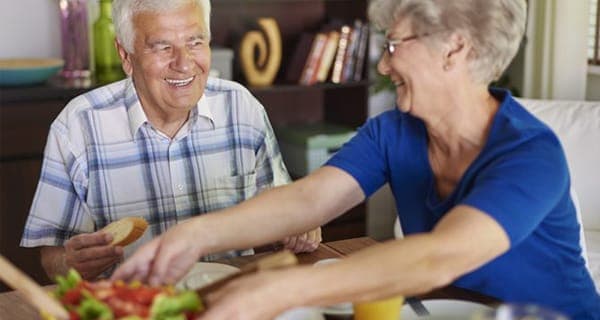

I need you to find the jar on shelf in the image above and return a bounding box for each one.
[93,0,125,84]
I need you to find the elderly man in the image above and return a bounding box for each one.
[20,0,320,281]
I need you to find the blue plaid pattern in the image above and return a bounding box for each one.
[21,77,290,260]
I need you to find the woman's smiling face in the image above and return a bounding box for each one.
[377,19,445,116]
[119,2,211,118]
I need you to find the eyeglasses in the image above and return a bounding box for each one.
[382,33,429,55]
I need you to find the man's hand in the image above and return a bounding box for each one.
[63,232,123,279]
[282,227,322,253]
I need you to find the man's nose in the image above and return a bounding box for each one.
[171,47,193,72]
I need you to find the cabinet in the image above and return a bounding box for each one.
[211,0,370,241]
[0,0,369,292]
[0,89,89,291]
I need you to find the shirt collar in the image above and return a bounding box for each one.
[126,80,216,138]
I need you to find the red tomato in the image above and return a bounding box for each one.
[131,287,161,305]
[185,310,197,320]
[105,296,148,318]
[114,285,160,305]
[61,288,82,305]
[68,310,80,320]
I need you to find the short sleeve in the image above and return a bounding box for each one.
[20,121,93,247]
[253,100,291,191]
[461,135,570,246]
[326,117,388,197]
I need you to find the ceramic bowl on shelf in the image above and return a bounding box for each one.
[0,58,64,87]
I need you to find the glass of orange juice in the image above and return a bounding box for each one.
[353,295,404,320]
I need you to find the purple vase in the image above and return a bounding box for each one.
[58,0,91,79]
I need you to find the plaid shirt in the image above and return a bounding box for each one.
[21,77,290,260]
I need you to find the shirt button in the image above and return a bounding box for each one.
[177,184,184,191]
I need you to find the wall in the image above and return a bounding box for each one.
[0,1,99,60]
[587,72,600,101]
[511,0,590,100]
[0,1,61,59]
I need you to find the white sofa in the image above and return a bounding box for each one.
[518,98,600,291]
[392,98,600,290]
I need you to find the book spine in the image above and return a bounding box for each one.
[285,33,315,84]
[352,24,369,82]
[300,33,328,85]
[341,20,363,83]
[316,31,340,83]
[330,25,351,84]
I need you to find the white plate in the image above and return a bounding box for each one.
[275,307,325,320]
[313,258,354,316]
[176,262,240,290]
[401,299,493,320]
[319,303,353,316]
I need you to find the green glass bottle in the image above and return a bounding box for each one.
[93,0,125,84]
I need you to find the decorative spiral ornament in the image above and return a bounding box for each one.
[239,18,282,87]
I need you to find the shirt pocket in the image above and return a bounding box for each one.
[205,172,258,209]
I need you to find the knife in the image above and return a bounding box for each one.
[406,297,431,316]
[195,250,298,302]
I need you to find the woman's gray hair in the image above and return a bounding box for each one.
[369,0,526,85]
[112,0,211,53]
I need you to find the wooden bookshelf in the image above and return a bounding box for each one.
[211,0,370,241]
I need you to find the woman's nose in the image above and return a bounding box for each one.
[377,54,391,76]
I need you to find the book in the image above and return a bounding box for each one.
[330,25,351,84]
[352,23,369,82]
[341,20,363,83]
[299,32,328,85]
[315,30,340,83]
[285,33,316,84]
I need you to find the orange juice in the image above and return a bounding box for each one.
[353,296,404,320]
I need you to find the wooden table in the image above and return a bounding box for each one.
[0,237,500,319]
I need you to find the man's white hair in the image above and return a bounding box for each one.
[112,0,211,53]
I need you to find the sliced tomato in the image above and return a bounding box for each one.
[61,288,83,305]
[113,285,161,306]
[105,296,149,318]
[68,310,80,320]
[185,310,198,320]
[131,287,161,305]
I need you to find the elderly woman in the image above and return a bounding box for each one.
[114,0,600,319]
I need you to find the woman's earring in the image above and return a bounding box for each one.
[443,62,451,71]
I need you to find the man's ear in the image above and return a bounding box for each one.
[115,40,133,76]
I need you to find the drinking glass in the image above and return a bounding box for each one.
[353,295,404,320]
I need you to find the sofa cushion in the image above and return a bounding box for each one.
[587,230,600,290]
[518,98,600,292]
[517,99,600,232]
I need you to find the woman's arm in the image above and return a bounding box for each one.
[297,205,510,304]
[197,205,510,320]
[112,166,365,284]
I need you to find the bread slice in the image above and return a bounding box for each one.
[101,217,148,246]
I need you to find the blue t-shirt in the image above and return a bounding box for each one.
[326,89,600,319]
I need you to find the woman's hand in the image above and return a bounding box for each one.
[63,232,123,280]
[111,219,202,285]
[199,269,299,320]
[282,227,322,253]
